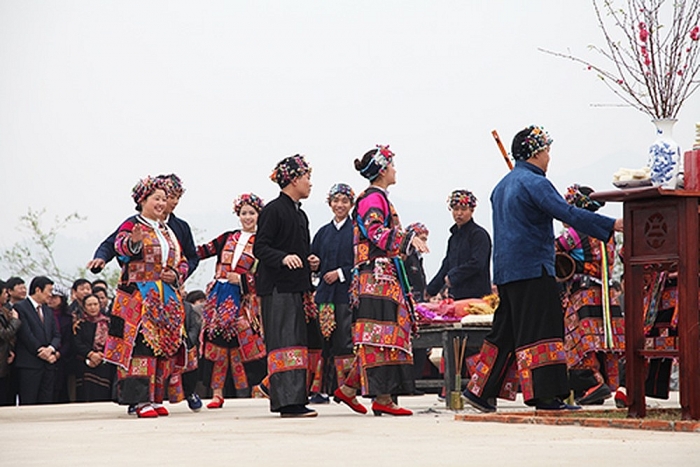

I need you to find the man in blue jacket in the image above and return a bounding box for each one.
[462,125,623,412]
[427,190,491,300]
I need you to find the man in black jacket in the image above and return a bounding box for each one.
[13,276,61,405]
[427,190,492,300]
[254,155,320,418]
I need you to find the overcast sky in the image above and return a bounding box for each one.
[1,1,699,290]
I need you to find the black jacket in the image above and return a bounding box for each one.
[13,298,61,369]
[254,192,313,295]
[427,219,492,300]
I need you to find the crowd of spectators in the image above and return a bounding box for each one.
[0,275,207,406]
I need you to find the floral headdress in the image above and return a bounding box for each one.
[131,175,168,206]
[270,155,312,188]
[447,189,477,209]
[514,125,553,161]
[406,222,429,237]
[233,193,265,215]
[565,184,604,212]
[326,183,355,204]
[158,173,185,197]
[358,144,394,181]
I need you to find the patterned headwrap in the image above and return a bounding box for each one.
[270,154,311,188]
[131,175,168,206]
[158,173,185,197]
[564,184,604,212]
[447,189,477,209]
[357,144,394,181]
[406,222,429,237]
[326,183,355,204]
[233,193,265,215]
[513,125,553,161]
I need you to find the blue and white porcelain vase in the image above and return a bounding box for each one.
[648,118,682,189]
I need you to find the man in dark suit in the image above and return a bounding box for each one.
[13,276,61,405]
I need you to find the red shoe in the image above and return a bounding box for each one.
[153,405,169,416]
[207,395,224,409]
[614,388,627,408]
[136,405,158,418]
[333,388,368,414]
[371,401,413,416]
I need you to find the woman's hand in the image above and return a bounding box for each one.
[227,272,241,285]
[411,235,429,254]
[131,224,144,243]
[161,269,178,285]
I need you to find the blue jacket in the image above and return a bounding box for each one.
[491,161,615,285]
[426,219,492,299]
[93,213,199,279]
[311,218,354,305]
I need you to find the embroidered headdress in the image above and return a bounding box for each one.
[270,154,311,188]
[158,173,185,197]
[326,183,355,204]
[233,193,265,215]
[357,145,394,181]
[565,184,604,212]
[131,175,168,206]
[406,222,429,237]
[513,125,553,161]
[448,189,477,209]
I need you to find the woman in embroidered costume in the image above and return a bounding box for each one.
[73,294,114,402]
[196,193,267,408]
[556,184,624,405]
[333,145,429,416]
[104,176,189,418]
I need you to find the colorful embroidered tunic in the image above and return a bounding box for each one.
[346,186,416,396]
[196,230,266,391]
[556,227,624,396]
[104,215,188,405]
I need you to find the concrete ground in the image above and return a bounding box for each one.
[1,393,699,467]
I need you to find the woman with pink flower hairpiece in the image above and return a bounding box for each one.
[195,193,267,409]
[333,144,429,417]
[103,176,189,418]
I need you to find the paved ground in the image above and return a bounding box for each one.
[1,393,699,466]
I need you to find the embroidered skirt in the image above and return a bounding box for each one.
[348,259,415,397]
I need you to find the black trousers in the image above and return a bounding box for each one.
[261,290,308,412]
[468,272,569,404]
[17,366,56,405]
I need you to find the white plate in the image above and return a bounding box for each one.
[612,179,652,188]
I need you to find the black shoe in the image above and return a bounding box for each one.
[462,390,497,413]
[535,398,581,411]
[308,393,330,404]
[576,383,612,406]
[280,405,318,418]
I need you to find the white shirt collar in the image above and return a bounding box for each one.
[333,217,348,230]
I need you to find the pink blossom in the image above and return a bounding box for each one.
[691,26,699,41]
[617,79,624,84]
[639,22,649,42]
[678,70,684,76]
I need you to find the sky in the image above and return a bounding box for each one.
[1,1,699,291]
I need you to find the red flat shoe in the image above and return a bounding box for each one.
[153,405,169,416]
[371,401,412,416]
[136,405,158,418]
[333,388,368,414]
[207,395,224,409]
[614,388,627,408]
